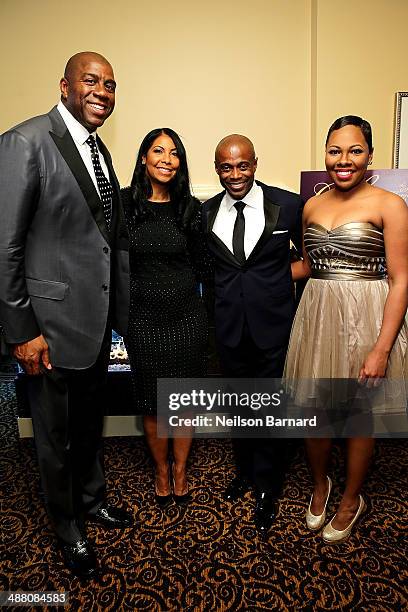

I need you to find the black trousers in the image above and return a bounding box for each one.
[217,321,288,496]
[27,335,110,544]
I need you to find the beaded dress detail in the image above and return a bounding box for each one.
[122,189,211,414]
[284,222,407,412]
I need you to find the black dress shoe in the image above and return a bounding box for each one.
[60,539,97,579]
[254,492,278,536]
[88,503,133,528]
[223,477,251,502]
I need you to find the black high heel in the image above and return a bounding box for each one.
[155,471,173,509]
[172,464,191,506]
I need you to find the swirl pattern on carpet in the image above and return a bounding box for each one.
[0,381,407,611]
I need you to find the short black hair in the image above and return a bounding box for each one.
[326,115,373,152]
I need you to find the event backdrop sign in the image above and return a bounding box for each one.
[300,169,408,204]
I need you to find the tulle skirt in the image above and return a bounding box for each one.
[284,278,408,414]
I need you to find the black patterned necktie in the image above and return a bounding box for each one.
[233,201,246,264]
[86,136,113,229]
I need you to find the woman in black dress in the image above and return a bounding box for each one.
[122,128,211,507]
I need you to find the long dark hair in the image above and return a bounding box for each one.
[129,128,196,229]
[326,115,373,152]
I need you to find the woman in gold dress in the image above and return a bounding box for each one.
[285,116,408,542]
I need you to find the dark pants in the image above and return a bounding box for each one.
[217,321,288,496]
[28,336,110,544]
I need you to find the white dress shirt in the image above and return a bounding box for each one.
[212,181,265,258]
[57,101,110,197]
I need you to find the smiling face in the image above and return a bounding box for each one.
[60,54,116,132]
[142,133,180,187]
[325,125,373,192]
[215,138,257,200]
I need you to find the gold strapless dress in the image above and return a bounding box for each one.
[284,222,407,413]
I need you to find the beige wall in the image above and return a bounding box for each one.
[1,0,407,194]
[313,0,408,171]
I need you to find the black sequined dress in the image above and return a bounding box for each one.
[122,189,210,414]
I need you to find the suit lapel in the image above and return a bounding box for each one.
[48,107,111,245]
[206,193,241,267]
[246,193,280,264]
[206,195,222,233]
[210,232,240,267]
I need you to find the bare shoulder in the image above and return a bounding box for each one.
[303,193,329,221]
[304,194,322,210]
[374,187,407,216]
[370,184,403,204]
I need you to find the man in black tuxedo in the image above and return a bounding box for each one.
[203,134,302,534]
[0,52,131,577]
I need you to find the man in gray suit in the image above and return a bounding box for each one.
[0,52,131,578]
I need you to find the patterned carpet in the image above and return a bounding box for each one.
[0,379,407,611]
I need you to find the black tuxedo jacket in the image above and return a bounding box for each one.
[203,181,302,349]
[0,106,129,368]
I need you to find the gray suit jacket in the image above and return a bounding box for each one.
[0,106,129,369]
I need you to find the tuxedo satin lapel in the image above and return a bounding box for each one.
[206,194,240,267]
[48,112,110,245]
[206,194,223,232]
[210,232,241,267]
[246,196,280,263]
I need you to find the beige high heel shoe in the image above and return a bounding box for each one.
[322,494,366,543]
[306,476,332,531]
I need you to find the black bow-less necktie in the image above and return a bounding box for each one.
[86,136,113,230]
[233,201,246,264]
